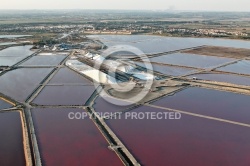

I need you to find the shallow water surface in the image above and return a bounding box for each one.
[0,45,34,66]
[187,73,250,86]
[0,56,24,66]
[0,42,17,46]
[153,87,250,124]
[107,105,250,166]
[136,61,195,76]
[20,55,66,66]
[0,45,34,57]
[89,35,250,55]
[150,53,235,69]
[0,112,26,166]
[0,68,53,101]
[0,35,32,38]
[0,99,13,110]
[93,95,134,114]
[32,85,96,105]
[217,60,250,75]
[32,108,122,166]
[48,67,93,85]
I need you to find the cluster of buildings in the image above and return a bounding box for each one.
[166,28,248,37]
[0,22,159,35]
[1,22,248,40]
[0,24,92,33]
[83,29,133,35]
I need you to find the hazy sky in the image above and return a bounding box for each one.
[0,0,249,11]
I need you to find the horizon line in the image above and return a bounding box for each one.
[0,9,249,12]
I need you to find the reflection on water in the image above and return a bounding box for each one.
[0,45,34,66]
[0,68,53,101]
[0,45,34,57]
[48,68,92,85]
[0,56,24,66]
[32,85,96,105]
[88,35,250,55]
[20,55,66,66]
[0,35,32,38]
[217,60,250,75]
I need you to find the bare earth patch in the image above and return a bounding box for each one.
[182,46,250,58]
